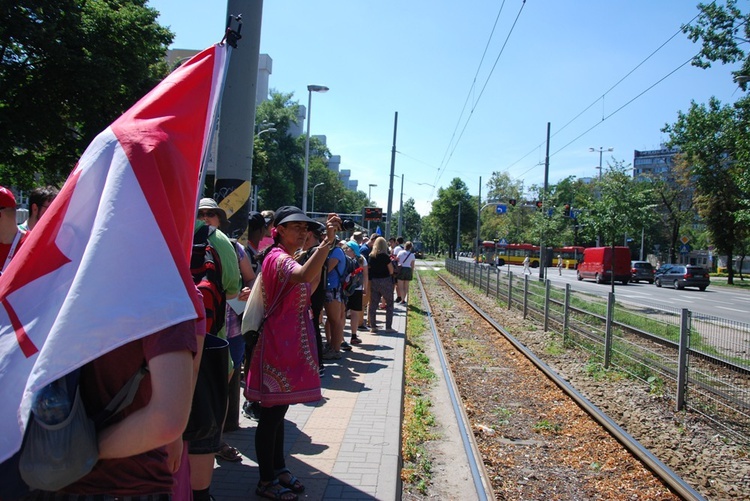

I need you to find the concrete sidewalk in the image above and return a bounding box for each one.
[211,302,408,500]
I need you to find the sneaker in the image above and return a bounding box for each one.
[242,401,261,421]
[395,296,402,302]
[350,335,362,345]
[340,341,352,352]
[358,324,368,331]
[322,350,342,360]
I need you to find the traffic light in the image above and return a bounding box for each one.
[535,201,543,209]
[508,198,517,207]
[563,204,571,217]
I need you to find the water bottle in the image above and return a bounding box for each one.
[31,379,72,425]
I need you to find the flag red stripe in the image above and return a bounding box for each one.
[2,297,37,357]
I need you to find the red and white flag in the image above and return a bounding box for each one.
[0,44,228,462]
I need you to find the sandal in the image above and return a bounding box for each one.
[256,480,297,501]
[274,467,305,493]
[215,442,242,462]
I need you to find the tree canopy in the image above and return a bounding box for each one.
[0,0,173,188]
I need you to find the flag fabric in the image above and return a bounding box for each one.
[0,44,229,462]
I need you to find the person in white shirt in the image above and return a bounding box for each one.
[395,241,416,304]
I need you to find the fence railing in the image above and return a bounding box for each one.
[445,258,750,444]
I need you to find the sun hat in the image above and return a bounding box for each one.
[274,206,318,228]
[346,240,361,257]
[198,198,227,219]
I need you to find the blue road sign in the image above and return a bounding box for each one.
[498,238,508,246]
[495,204,507,214]
[679,243,691,254]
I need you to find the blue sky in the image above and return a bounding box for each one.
[150,0,740,216]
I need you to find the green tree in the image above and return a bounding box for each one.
[0,0,173,188]
[663,97,748,284]
[392,197,421,241]
[429,178,477,257]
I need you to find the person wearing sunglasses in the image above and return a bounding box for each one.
[188,198,240,501]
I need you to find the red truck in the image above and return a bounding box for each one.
[576,246,631,285]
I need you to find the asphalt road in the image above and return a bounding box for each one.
[447,258,750,325]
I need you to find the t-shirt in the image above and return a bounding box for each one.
[0,230,27,273]
[64,320,198,496]
[397,249,416,269]
[325,246,347,290]
[368,253,393,279]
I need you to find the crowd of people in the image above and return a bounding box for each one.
[1,183,417,501]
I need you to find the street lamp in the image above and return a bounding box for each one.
[589,146,613,180]
[311,182,325,215]
[302,84,329,213]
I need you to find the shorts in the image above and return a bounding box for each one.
[228,334,245,369]
[325,288,344,303]
[188,425,222,454]
[397,266,413,281]
[346,290,363,311]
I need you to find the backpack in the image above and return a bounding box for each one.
[338,255,363,298]
[191,225,225,335]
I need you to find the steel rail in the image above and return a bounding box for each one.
[437,274,707,501]
[415,273,494,501]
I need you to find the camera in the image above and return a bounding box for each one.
[342,219,355,231]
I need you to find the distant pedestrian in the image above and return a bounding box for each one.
[557,254,563,275]
[522,255,531,275]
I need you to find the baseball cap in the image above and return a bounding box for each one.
[346,240,361,257]
[0,186,17,209]
[248,211,266,231]
[274,206,317,228]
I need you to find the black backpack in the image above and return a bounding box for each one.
[191,225,225,335]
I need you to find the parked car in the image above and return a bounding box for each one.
[654,265,710,291]
[577,246,631,284]
[630,261,655,284]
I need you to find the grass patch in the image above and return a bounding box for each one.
[401,279,438,494]
[533,419,562,434]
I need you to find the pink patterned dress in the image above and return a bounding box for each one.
[244,246,321,406]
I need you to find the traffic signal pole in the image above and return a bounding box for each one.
[539,122,550,282]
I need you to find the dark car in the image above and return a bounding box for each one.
[654,265,710,291]
[630,261,654,284]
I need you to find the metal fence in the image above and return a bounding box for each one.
[445,258,750,444]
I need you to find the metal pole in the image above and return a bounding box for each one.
[475,176,481,262]
[302,89,313,213]
[386,111,398,238]
[215,2,263,242]
[456,201,461,258]
[539,122,550,282]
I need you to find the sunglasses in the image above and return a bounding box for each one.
[197,210,218,218]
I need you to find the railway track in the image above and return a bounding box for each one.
[416,272,706,500]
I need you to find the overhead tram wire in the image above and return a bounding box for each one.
[436,0,509,182]
[432,0,528,194]
[501,7,710,176]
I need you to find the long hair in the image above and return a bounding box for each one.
[371,236,389,257]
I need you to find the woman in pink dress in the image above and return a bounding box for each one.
[245,206,340,501]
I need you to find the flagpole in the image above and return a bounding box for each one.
[214,1,263,243]
[198,42,234,216]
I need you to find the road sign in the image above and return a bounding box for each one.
[680,243,691,254]
[363,207,382,222]
[680,235,690,244]
[497,238,508,246]
[495,204,507,214]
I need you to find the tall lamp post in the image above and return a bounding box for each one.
[311,182,325,216]
[302,84,329,213]
[368,183,377,234]
[589,146,613,181]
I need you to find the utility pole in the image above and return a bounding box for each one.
[475,176,481,261]
[214,1,263,242]
[539,122,550,282]
[386,111,398,238]
[397,174,404,237]
[456,201,461,259]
